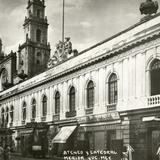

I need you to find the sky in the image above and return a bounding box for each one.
[0,0,160,55]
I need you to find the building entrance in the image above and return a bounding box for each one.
[152,130,160,159]
[148,129,160,160]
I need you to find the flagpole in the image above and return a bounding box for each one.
[62,0,65,43]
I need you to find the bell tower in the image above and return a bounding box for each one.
[18,0,50,79]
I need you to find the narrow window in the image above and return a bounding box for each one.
[20,60,24,65]
[6,107,9,124]
[87,81,94,108]
[37,52,41,57]
[26,33,28,41]
[108,73,118,104]
[69,87,75,112]
[1,108,5,127]
[36,29,41,42]
[10,106,14,123]
[36,60,40,65]
[31,99,36,119]
[42,95,47,117]
[36,52,41,64]
[55,91,60,114]
[37,9,40,18]
[22,102,26,121]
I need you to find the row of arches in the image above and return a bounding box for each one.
[1,106,14,127]
[1,58,160,123]
[1,73,118,123]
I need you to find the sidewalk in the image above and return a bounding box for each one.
[10,153,88,160]
[11,156,51,160]
[10,155,98,160]
[10,153,53,160]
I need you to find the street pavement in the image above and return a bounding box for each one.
[11,157,51,160]
[10,155,64,160]
[10,155,53,160]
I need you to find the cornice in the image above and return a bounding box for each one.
[1,26,160,102]
[18,41,50,51]
[23,17,48,27]
[119,106,160,117]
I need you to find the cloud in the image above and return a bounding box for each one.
[74,40,97,52]
[126,13,139,19]
[5,40,23,54]
[80,21,91,28]
[2,0,160,54]
[65,3,76,8]
[0,2,25,54]
[0,0,24,13]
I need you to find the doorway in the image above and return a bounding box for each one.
[148,129,160,160]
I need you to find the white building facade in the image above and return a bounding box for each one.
[1,1,160,160]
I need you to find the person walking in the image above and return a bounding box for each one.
[156,144,160,160]
[3,145,10,160]
[0,144,4,160]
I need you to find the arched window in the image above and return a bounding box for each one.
[26,33,28,41]
[22,102,26,121]
[55,91,60,114]
[10,106,14,123]
[6,107,9,124]
[42,95,47,117]
[150,59,160,96]
[87,81,94,108]
[108,73,118,104]
[37,52,41,57]
[36,29,41,42]
[69,87,75,112]
[36,60,40,65]
[37,9,40,18]
[31,99,36,119]
[1,108,5,126]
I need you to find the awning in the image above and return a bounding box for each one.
[52,126,76,143]
[142,116,160,122]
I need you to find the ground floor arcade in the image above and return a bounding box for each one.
[0,108,160,160]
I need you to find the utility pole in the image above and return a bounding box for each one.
[62,0,65,43]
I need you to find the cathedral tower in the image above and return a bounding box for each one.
[18,0,50,78]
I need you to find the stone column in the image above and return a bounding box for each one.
[146,70,151,97]
[37,90,41,121]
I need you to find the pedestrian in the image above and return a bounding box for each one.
[0,143,4,160]
[156,143,160,160]
[3,145,10,160]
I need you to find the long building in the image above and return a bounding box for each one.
[0,0,160,160]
